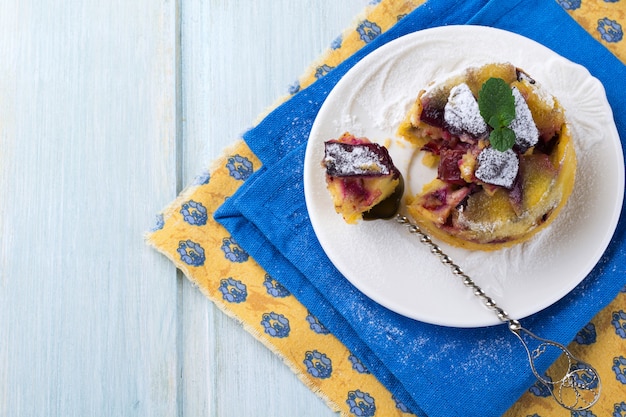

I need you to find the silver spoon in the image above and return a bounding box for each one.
[396,214,601,412]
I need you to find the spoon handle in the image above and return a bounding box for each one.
[396,214,601,411]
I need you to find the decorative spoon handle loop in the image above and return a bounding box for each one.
[509,324,601,410]
[396,215,601,411]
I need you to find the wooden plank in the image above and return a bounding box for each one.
[179,1,369,416]
[0,1,180,416]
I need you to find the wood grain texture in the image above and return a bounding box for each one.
[0,0,182,415]
[0,1,179,416]
[179,1,368,416]
[0,0,370,416]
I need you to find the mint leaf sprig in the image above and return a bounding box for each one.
[478,77,516,152]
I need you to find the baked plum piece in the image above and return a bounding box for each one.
[322,132,403,224]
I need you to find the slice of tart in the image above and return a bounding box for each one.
[322,132,403,224]
[398,63,576,250]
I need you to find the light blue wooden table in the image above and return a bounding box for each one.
[0,1,369,415]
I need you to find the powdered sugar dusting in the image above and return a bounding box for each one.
[444,83,488,136]
[334,114,364,136]
[323,142,390,176]
[510,87,539,150]
[475,148,519,188]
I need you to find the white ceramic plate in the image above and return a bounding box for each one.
[303,26,624,327]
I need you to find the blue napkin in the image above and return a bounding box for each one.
[215,0,626,416]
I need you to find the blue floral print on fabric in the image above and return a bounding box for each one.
[528,376,552,397]
[303,350,333,379]
[226,154,254,181]
[615,402,626,417]
[221,236,249,263]
[315,64,334,79]
[613,356,626,384]
[598,17,624,42]
[612,310,626,338]
[192,170,211,186]
[219,277,247,303]
[347,390,376,417]
[151,213,164,231]
[263,274,291,298]
[331,34,343,50]
[392,395,412,414]
[356,20,381,43]
[572,410,597,417]
[180,200,208,226]
[261,312,290,338]
[349,354,370,374]
[575,322,597,344]
[306,313,330,335]
[604,0,620,3]
[558,0,582,10]
[288,81,301,95]
[571,362,601,390]
[177,240,205,267]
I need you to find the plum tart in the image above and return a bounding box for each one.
[397,63,576,250]
[322,132,403,224]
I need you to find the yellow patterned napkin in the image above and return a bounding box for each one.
[148,1,626,415]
